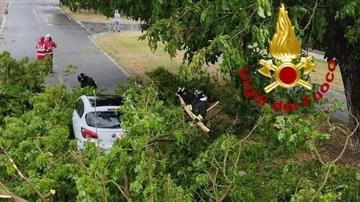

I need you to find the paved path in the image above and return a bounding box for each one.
[307,51,349,125]
[0,0,129,92]
[79,21,140,35]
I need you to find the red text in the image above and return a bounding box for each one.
[238,66,268,106]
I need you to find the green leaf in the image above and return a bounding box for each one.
[355,172,360,181]
[200,12,207,23]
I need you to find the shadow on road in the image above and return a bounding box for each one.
[79,21,140,35]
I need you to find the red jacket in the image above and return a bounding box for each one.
[36,41,48,60]
[45,40,57,57]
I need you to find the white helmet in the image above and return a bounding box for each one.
[45,33,51,38]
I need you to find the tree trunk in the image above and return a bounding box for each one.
[339,59,360,141]
[123,172,131,199]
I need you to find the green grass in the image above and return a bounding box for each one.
[309,59,343,91]
[91,32,343,91]
[92,32,220,81]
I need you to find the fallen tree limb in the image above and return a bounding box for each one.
[176,95,210,132]
[216,184,233,202]
[0,182,28,202]
[207,101,219,112]
[0,141,47,201]
[309,111,360,202]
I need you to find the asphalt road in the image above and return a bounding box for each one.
[0,0,129,92]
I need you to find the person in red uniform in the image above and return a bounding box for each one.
[44,33,57,73]
[35,36,47,61]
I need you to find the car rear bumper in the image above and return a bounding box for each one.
[77,139,114,150]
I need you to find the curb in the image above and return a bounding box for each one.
[87,34,130,77]
[0,1,8,34]
[74,20,140,25]
[90,30,141,38]
[57,4,77,23]
[56,4,131,78]
[308,49,325,55]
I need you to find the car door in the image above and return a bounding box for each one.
[72,98,85,142]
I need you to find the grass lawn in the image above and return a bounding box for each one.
[309,59,344,91]
[92,32,344,91]
[60,6,139,24]
[91,32,219,81]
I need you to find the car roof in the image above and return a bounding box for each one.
[82,95,124,108]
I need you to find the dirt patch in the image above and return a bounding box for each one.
[296,122,360,169]
[317,124,360,168]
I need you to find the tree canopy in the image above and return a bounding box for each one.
[1,0,360,201]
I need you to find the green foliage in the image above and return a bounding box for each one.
[0,51,51,121]
[145,66,217,103]
[257,105,331,156]
[0,52,359,201]
[0,77,359,201]
[0,84,78,200]
[63,64,78,76]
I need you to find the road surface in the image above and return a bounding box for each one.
[0,0,129,92]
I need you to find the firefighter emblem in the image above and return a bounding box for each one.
[258,4,316,93]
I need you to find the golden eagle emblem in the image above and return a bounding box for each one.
[258,4,316,93]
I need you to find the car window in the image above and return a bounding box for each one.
[85,111,121,129]
[75,99,85,117]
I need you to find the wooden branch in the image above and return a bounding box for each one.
[207,101,219,112]
[293,177,305,196]
[106,180,129,200]
[70,151,90,175]
[312,143,325,165]
[176,95,210,132]
[35,144,57,166]
[146,145,155,202]
[176,7,196,21]
[233,143,242,182]
[0,194,11,199]
[146,134,173,145]
[0,182,53,201]
[43,190,56,199]
[309,111,360,202]
[304,0,319,30]
[123,173,131,199]
[0,142,47,201]
[234,117,262,146]
[0,181,28,202]
[216,184,234,202]
[229,9,257,41]
[222,150,230,182]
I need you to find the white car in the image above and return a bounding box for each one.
[71,95,126,154]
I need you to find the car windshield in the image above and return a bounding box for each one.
[85,111,121,129]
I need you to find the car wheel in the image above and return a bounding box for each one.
[68,122,75,140]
